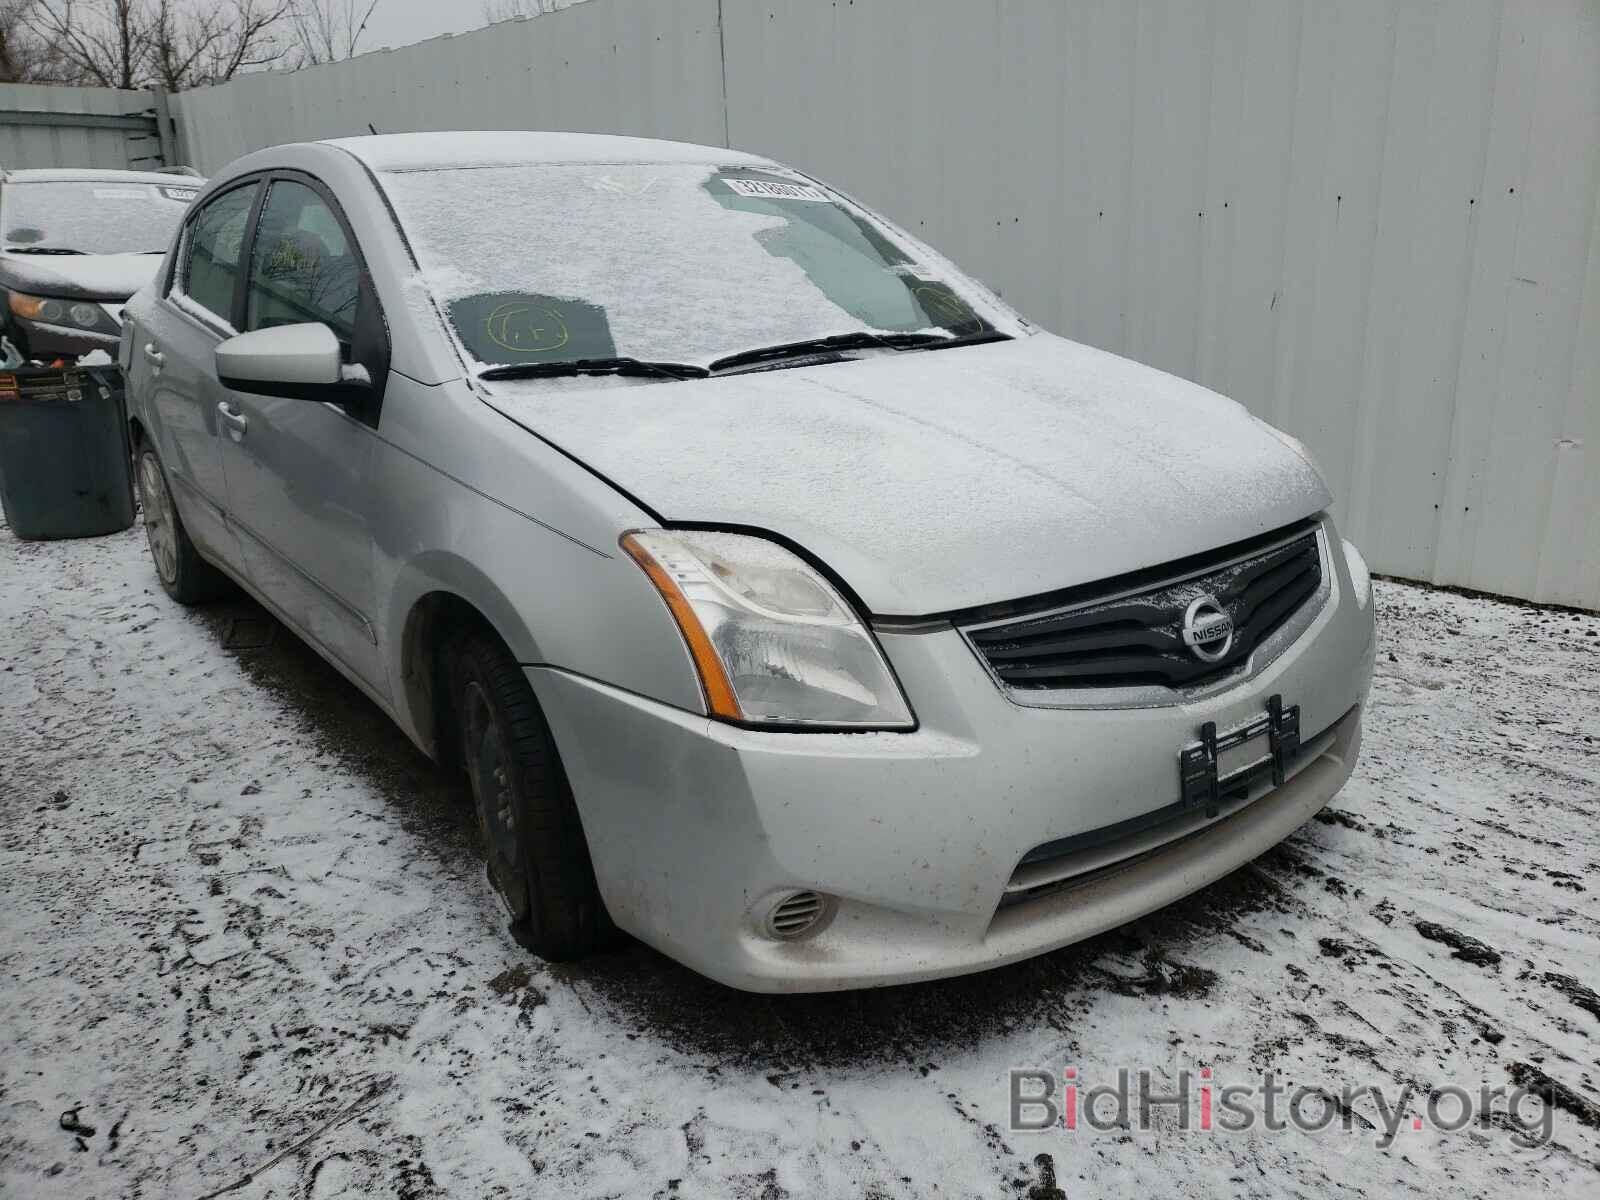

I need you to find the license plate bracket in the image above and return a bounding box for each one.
[1178,694,1300,816]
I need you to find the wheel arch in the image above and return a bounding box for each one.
[389,551,542,763]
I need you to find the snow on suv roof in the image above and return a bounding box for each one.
[324,131,775,173]
[1,167,201,185]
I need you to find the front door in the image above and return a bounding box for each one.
[215,177,387,698]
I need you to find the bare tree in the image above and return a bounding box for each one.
[289,0,379,65]
[1,0,81,81]
[25,0,294,89]
[24,0,147,87]
[152,0,294,87]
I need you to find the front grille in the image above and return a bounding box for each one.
[965,525,1323,692]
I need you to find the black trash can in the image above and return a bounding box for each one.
[0,365,136,540]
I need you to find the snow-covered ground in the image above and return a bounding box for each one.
[2,522,1597,1199]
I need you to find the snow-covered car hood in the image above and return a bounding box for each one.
[0,251,162,301]
[484,333,1332,616]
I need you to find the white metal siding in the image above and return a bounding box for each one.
[0,83,164,171]
[168,0,1600,607]
[173,2,727,173]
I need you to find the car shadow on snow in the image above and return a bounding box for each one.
[194,588,1303,1069]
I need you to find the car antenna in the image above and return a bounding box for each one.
[367,123,379,134]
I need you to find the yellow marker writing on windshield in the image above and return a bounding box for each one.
[485,301,570,353]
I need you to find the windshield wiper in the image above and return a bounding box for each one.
[914,329,1014,352]
[709,328,1013,374]
[4,246,86,255]
[479,356,709,382]
[710,331,944,374]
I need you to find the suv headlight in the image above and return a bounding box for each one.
[623,529,914,729]
[9,291,118,334]
[9,291,66,322]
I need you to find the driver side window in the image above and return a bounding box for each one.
[243,180,360,345]
[180,184,256,323]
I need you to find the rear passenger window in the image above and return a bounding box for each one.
[181,185,255,323]
[244,180,360,344]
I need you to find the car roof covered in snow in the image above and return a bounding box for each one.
[0,167,201,186]
[322,131,777,173]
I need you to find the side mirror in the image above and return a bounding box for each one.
[215,323,346,399]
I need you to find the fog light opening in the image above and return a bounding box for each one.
[764,891,828,940]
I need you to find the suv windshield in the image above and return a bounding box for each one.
[378,162,1025,370]
[2,180,195,255]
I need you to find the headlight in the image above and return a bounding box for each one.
[9,291,64,322]
[9,292,117,337]
[622,529,914,729]
[1342,538,1371,609]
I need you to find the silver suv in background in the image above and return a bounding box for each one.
[120,133,1375,992]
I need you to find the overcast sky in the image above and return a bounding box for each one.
[356,0,488,51]
[352,1,590,53]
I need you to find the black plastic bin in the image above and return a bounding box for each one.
[0,365,136,540]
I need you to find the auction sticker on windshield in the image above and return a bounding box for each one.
[723,178,830,203]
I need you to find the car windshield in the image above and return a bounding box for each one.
[378,162,1026,371]
[1,180,195,255]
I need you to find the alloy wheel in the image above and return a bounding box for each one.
[138,452,178,585]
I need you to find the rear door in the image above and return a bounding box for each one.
[132,180,261,572]
[214,173,388,697]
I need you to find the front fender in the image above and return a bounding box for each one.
[387,548,545,663]
[368,395,707,749]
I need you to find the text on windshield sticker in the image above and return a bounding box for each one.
[723,178,830,203]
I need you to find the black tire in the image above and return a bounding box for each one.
[134,442,232,604]
[449,629,613,960]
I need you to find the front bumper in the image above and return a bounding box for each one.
[534,523,1376,993]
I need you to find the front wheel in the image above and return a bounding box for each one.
[449,630,613,961]
[135,444,231,604]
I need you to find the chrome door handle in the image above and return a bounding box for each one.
[217,401,248,438]
[143,343,164,366]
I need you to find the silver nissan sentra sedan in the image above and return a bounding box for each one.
[121,132,1375,992]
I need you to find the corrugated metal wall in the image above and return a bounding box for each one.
[174,0,727,174]
[0,83,168,171]
[168,0,1600,607]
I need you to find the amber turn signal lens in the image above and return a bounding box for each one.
[621,533,743,721]
[8,292,47,320]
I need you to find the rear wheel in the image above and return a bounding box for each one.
[135,444,231,604]
[449,629,613,960]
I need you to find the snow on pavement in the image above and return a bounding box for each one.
[2,522,1597,1198]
